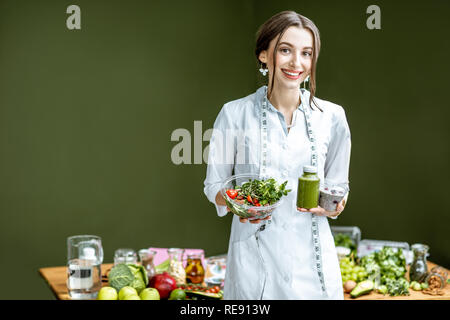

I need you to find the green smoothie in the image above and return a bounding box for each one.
[296,166,320,209]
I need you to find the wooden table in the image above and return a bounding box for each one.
[344,261,450,300]
[39,261,449,300]
[40,263,115,300]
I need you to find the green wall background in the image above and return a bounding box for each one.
[0,0,448,299]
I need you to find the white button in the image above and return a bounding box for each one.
[283,143,288,150]
[283,170,288,176]
[284,275,290,282]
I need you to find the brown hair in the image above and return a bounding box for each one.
[255,11,322,111]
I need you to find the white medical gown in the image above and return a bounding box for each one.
[203,86,351,299]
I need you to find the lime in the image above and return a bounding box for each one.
[97,286,118,300]
[168,288,186,300]
[119,286,138,300]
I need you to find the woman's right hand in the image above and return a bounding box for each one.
[216,192,270,224]
[227,207,271,224]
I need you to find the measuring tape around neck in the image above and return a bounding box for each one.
[260,86,328,297]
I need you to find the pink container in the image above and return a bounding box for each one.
[148,247,205,267]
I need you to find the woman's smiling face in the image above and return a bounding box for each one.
[259,26,314,92]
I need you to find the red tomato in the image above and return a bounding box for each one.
[253,198,259,204]
[255,203,261,207]
[226,189,238,199]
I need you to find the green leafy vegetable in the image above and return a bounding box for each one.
[360,246,409,296]
[108,263,148,293]
[108,263,134,292]
[234,178,291,206]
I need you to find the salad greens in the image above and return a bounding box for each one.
[232,178,291,206]
[224,177,291,219]
[360,246,409,296]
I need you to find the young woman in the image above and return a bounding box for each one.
[204,11,351,299]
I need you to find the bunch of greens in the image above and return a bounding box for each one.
[236,178,291,206]
[360,246,409,296]
[108,263,148,293]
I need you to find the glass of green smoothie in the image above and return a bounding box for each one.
[318,182,348,212]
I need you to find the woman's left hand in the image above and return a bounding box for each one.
[297,199,345,217]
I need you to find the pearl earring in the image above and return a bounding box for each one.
[259,63,268,76]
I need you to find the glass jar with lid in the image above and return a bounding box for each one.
[409,243,429,282]
[185,253,205,284]
[114,248,138,265]
[167,248,186,285]
[138,249,157,280]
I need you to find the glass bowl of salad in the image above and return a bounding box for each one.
[220,174,291,220]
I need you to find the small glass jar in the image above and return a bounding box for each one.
[185,253,205,284]
[409,243,429,282]
[167,248,186,285]
[138,249,157,280]
[114,248,138,265]
[430,266,448,282]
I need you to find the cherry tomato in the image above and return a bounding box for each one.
[255,203,261,207]
[226,189,238,199]
[253,198,259,204]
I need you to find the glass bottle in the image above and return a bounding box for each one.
[167,248,186,285]
[138,249,157,281]
[185,253,205,284]
[297,165,320,209]
[409,243,429,283]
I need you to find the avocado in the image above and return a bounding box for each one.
[350,280,374,298]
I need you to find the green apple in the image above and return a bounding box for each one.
[122,294,141,300]
[139,288,160,300]
[97,286,118,300]
[119,286,138,300]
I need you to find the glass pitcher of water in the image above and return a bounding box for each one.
[67,235,103,299]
